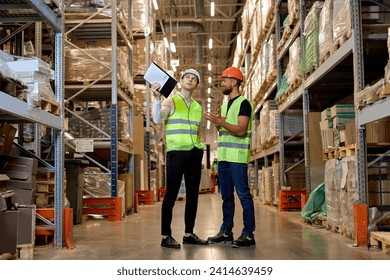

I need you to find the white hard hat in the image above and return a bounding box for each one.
[180,69,201,84]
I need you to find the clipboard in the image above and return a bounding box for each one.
[144,62,177,98]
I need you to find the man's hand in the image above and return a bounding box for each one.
[204,112,226,127]
[150,82,162,99]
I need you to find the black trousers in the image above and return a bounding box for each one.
[161,147,204,236]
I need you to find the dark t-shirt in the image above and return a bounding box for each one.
[226,96,252,117]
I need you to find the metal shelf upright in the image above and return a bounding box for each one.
[0,0,65,247]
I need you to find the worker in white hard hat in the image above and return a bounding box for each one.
[151,68,208,249]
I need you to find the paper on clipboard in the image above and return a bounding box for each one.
[144,62,177,98]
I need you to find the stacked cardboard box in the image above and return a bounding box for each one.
[320,104,356,149]
[330,104,355,147]
[366,117,390,144]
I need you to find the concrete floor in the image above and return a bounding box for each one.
[33,192,390,260]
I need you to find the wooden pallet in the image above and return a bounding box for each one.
[339,144,357,158]
[0,253,17,260]
[41,100,60,115]
[17,244,34,260]
[277,25,293,51]
[285,75,302,96]
[322,144,357,160]
[332,32,351,53]
[319,50,331,65]
[370,231,390,253]
[322,148,339,160]
[326,223,342,234]
[379,85,390,99]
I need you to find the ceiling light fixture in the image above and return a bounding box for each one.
[208,76,212,84]
[170,42,176,53]
[163,37,169,48]
[207,120,210,129]
[152,0,158,10]
[208,38,213,49]
[207,88,211,94]
[208,63,212,71]
[210,1,215,17]
[207,97,211,103]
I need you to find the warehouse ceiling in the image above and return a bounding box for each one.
[153,0,245,112]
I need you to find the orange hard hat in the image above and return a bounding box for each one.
[221,66,244,82]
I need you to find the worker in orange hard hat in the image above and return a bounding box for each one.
[220,66,244,83]
[204,66,256,248]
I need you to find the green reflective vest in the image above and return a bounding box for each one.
[164,94,204,152]
[218,95,253,163]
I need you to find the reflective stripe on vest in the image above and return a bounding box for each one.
[164,94,204,152]
[218,95,253,163]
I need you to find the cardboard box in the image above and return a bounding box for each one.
[321,108,331,120]
[339,123,356,146]
[119,173,133,211]
[320,119,333,130]
[133,115,145,156]
[330,104,354,118]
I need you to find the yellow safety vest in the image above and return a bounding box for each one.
[164,94,204,152]
[218,95,253,163]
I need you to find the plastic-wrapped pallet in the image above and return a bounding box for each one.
[250,8,260,50]
[259,167,266,204]
[333,0,352,43]
[340,156,359,238]
[285,37,301,85]
[241,1,251,38]
[260,100,277,145]
[268,110,279,140]
[299,1,323,77]
[233,32,247,67]
[268,34,277,78]
[261,0,275,30]
[325,159,343,232]
[319,0,334,63]
[288,0,300,26]
[264,167,274,204]
[83,167,126,216]
[272,163,280,205]
[6,56,58,109]
[283,110,304,137]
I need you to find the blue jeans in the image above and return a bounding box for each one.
[218,161,255,235]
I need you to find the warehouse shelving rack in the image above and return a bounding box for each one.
[244,0,390,239]
[63,0,135,215]
[0,0,65,247]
